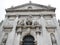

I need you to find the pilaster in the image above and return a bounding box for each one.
[17,28,22,45]
[0,16,8,44]
[36,28,40,45]
[6,16,18,45]
[40,16,48,45]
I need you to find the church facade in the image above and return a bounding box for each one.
[0,2,60,45]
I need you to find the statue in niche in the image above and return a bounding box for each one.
[26,15,32,25]
[1,33,8,45]
[20,20,24,25]
[26,20,32,25]
[50,33,57,45]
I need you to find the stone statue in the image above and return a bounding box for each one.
[50,33,57,45]
[26,15,32,25]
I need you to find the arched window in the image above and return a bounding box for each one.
[23,35,34,45]
[50,33,57,45]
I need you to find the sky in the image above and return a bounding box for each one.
[0,0,60,22]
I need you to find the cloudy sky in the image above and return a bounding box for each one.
[0,0,60,22]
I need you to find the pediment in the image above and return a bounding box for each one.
[11,4,47,10]
[6,2,55,11]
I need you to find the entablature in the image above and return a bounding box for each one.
[6,11,55,16]
[6,9,55,12]
[5,14,55,21]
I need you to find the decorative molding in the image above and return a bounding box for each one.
[3,26,13,33]
[46,26,56,29]
[46,26,56,33]
[16,25,41,28]
[6,9,55,12]
[3,26,13,29]
[6,14,55,17]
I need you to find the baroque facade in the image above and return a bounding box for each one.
[0,1,60,45]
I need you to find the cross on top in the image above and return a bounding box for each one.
[29,1,32,4]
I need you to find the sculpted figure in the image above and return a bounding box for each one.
[50,33,57,45]
[26,15,32,25]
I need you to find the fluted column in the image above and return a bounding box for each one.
[6,16,18,45]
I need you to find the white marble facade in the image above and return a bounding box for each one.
[0,1,60,45]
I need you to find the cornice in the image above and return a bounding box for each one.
[6,9,55,12]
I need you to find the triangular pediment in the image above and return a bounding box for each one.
[6,2,56,11]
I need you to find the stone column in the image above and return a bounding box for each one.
[15,28,22,45]
[36,27,40,45]
[17,33,21,45]
[0,16,8,44]
[6,16,18,45]
[40,16,48,45]
[36,32,40,45]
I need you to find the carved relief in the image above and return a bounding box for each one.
[17,20,25,25]
[3,21,14,27]
[26,15,32,25]
[26,20,32,25]
[16,15,41,35]
[46,20,56,27]
[16,27,22,35]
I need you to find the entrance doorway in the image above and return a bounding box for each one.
[23,35,34,45]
